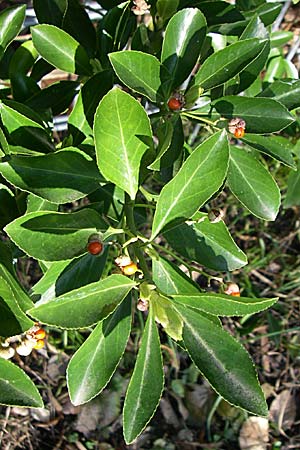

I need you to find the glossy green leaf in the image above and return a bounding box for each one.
[0,101,54,153]
[94,88,152,200]
[194,38,266,91]
[123,308,164,444]
[25,80,79,116]
[33,0,96,56]
[0,184,18,228]
[0,263,34,313]
[109,51,168,103]
[214,96,295,133]
[161,8,207,90]
[28,274,135,329]
[9,40,39,78]
[257,79,300,111]
[152,255,221,327]
[151,291,183,341]
[242,134,296,169]
[67,295,132,405]
[0,5,26,59]
[151,130,229,239]
[270,30,293,47]
[172,293,278,316]
[149,116,184,171]
[68,70,113,145]
[0,275,34,337]
[0,359,43,408]
[31,25,92,76]
[152,255,200,295]
[228,146,280,221]
[284,161,300,208]
[197,1,244,27]
[33,0,67,27]
[0,148,102,204]
[237,16,270,94]
[164,212,247,271]
[4,209,108,261]
[32,249,108,302]
[26,194,57,213]
[176,304,268,416]
[156,0,179,21]
[244,2,281,27]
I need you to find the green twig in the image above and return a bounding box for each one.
[124,194,152,281]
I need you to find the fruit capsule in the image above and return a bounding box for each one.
[167,97,182,111]
[234,127,245,138]
[34,328,46,340]
[224,282,240,297]
[34,339,45,350]
[87,240,104,255]
[122,262,138,276]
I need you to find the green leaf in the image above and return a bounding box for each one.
[172,293,278,316]
[194,38,266,91]
[0,359,43,408]
[176,304,268,416]
[152,255,200,295]
[28,274,135,329]
[270,30,294,48]
[33,0,67,27]
[4,209,108,261]
[0,148,102,204]
[0,5,26,59]
[33,0,97,56]
[68,70,113,145]
[152,255,221,327]
[164,212,247,272]
[156,0,179,21]
[284,162,300,208]
[0,275,34,337]
[197,1,244,27]
[0,101,54,153]
[228,146,281,221]
[257,79,300,111]
[244,2,281,27]
[32,249,108,302]
[25,80,79,116]
[26,194,58,213]
[161,8,207,90]
[31,24,92,76]
[241,134,296,169]
[151,130,229,239]
[94,88,152,200]
[151,291,183,341]
[109,51,169,103]
[123,308,164,444]
[214,96,295,133]
[0,263,34,313]
[0,184,18,228]
[9,39,39,76]
[237,16,270,94]
[67,295,132,405]
[149,116,184,171]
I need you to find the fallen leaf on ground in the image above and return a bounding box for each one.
[269,390,296,433]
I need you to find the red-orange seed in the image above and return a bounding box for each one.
[167,97,182,111]
[87,241,103,255]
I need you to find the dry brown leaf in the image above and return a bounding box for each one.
[269,390,296,433]
[239,416,269,450]
[160,397,180,428]
[75,398,102,436]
